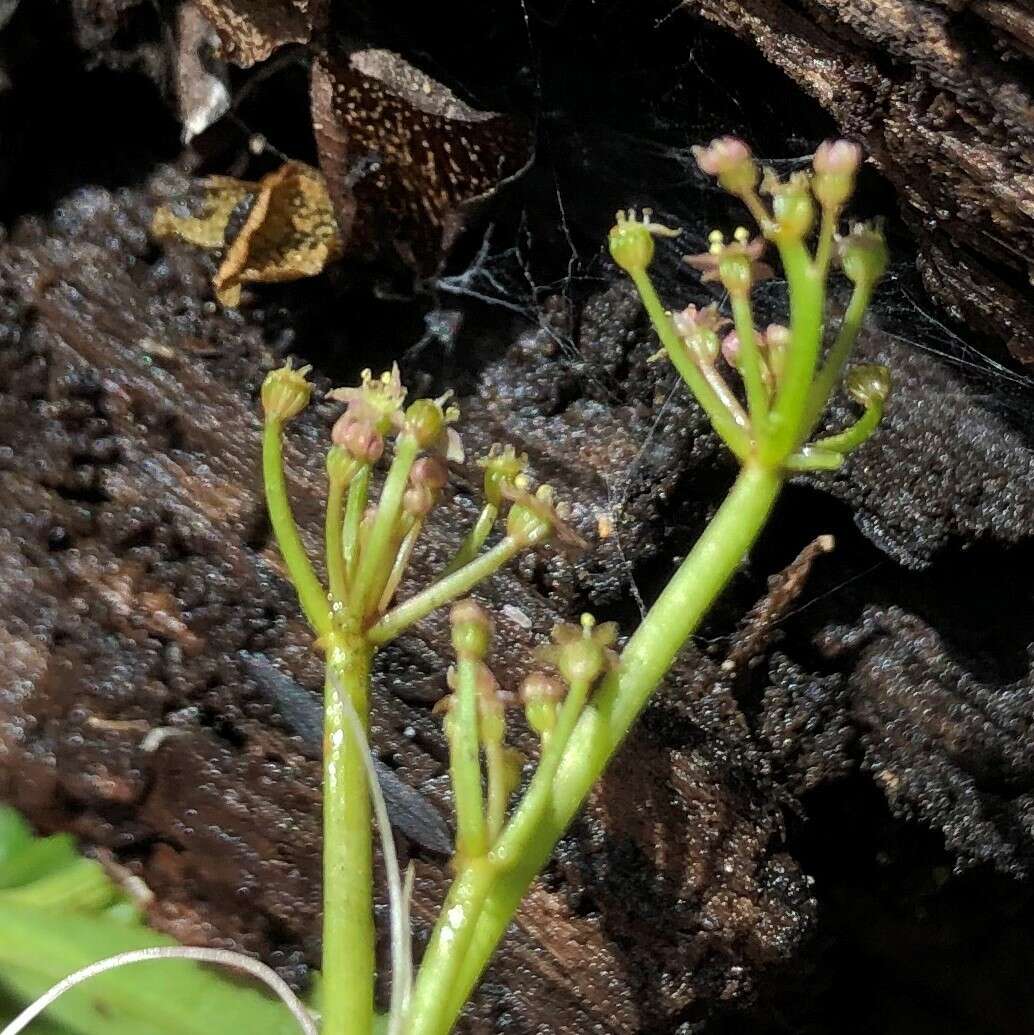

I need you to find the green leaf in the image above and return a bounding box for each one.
[0,808,308,1035]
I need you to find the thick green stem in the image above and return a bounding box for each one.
[450,654,488,859]
[352,435,420,617]
[262,420,331,639]
[401,859,495,1035]
[367,537,524,646]
[629,268,751,459]
[407,462,784,1035]
[321,635,375,1035]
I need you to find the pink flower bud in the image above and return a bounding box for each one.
[764,324,791,350]
[692,136,751,176]
[813,139,861,177]
[411,456,449,492]
[721,331,741,366]
[691,137,758,196]
[813,139,862,209]
[332,414,384,463]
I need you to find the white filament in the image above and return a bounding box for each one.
[0,946,318,1035]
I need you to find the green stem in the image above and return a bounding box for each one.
[321,635,375,1035]
[729,291,769,428]
[378,519,424,615]
[401,859,495,1035]
[262,420,331,639]
[352,435,420,618]
[483,741,508,844]
[450,654,488,859]
[490,677,591,870]
[367,536,524,646]
[629,268,751,459]
[803,280,874,436]
[444,504,498,576]
[343,466,370,587]
[809,400,883,455]
[813,204,839,279]
[408,462,784,1035]
[326,473,348,607]
[764,240,825,461]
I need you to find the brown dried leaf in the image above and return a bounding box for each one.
[212,161,343,306]
[311,47,534,277]
[152,163,343,307]
[191,0,327,67]
[152,176,256,249]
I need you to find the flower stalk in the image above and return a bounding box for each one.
[258,134,890,1035]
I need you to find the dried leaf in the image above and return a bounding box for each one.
[152,163,343,307]
[213,161,342,306]
[191,0,327,67]
[152,177,256,250]
[311,47,533,277]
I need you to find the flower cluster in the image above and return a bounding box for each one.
[608,135,891,470]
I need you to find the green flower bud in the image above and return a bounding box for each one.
[261,362,312,423]
[479,444,528,508]
[404,398,446,449]
[608,208,679,275]
[450,599,493,659]
[766,172,815,241]
[843,364,891,408]
[519,672,565,739]
[812,139,862,210]
[838,223,889,287]
[536,613,618,688]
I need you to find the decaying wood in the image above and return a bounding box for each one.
[685,0,1034,364]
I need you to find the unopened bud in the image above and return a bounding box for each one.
[411,456,449,492]
[813,139,862,209]
[332,414,384,463]
[450,599,493,658]
[721,331,740,367]
[261,363,312,423]
[692,136,758,196]
[403,484,435,518]
[480,444,528,507]
[537,613,618,688]
[838,223,889,287]
[519,672,565,738]
[767,172,814,240]
[477,672,507,746]
[843,364,891,408]
[404,398,446,449]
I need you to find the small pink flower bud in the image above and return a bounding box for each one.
[721,331,741,366]
[332,414,384,463]
[411,456,449,492]
[403,484,435,518]
[692,137,758,195]
[764,324,791,350]
[813,139,862,210]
